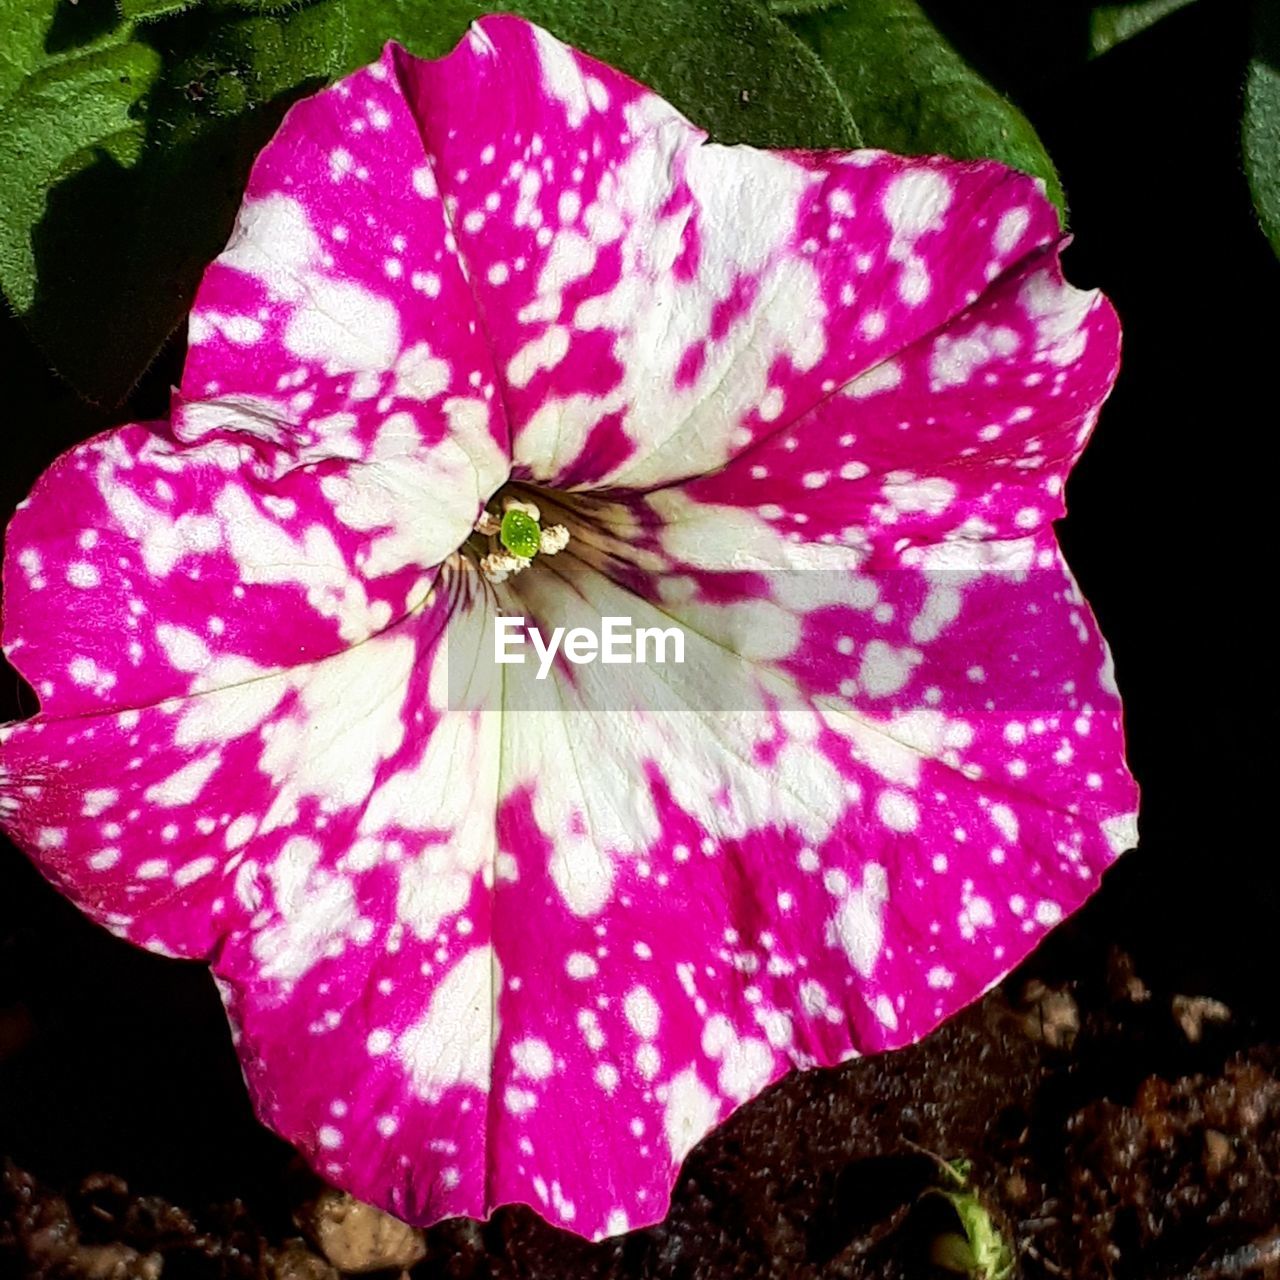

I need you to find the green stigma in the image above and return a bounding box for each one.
[500,508,541,559]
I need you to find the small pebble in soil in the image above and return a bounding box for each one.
[1203,1128,1234,1180]
[1106,948,1151,1005]
[270,1239,340,1280]
[298,1189,426,1274]
[1018,981,1080,1050]
[1172,993,1232,1044]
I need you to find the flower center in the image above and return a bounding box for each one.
[469,491,570,584]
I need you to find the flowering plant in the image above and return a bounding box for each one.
[0,5,1145,1247]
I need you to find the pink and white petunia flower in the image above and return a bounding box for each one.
[0,16,1137,1240]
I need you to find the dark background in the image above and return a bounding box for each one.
[1,0,1276,1260]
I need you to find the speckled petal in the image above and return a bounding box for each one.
[180,48,510,486]
[210,591,505,1226]
[463,542,1136,1237]
[1,419,496,716]
[0,588,464,956]
[390,16,1063,490]
[674,245,1120,555]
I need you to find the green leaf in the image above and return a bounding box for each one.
[343,1,858,150]
[930,1232,978,1275]
[786,0,1065,219]
[1245,0,1280,258]
[0,0,66,103]
[941,1191,1016,1280]
[118,0,200,22]
[190,0,351,107]
[0,41,160,313]
[1,0,133,102]
[1089,0,1200,58]
[213,0,342,12]
[765,0,844,16]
